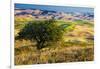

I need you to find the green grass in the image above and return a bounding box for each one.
[75,20,94,27]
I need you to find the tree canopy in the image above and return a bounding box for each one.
[17,19,74,49]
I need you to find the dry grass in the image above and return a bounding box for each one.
[14,19,94,65]
[15,39,94,65]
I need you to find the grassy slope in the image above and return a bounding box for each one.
[15,19,94,65]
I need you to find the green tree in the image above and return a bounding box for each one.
[17,19,74,49]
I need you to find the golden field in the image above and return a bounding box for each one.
[14,16,94,65]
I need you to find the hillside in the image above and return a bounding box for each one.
[14,8,94,65]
